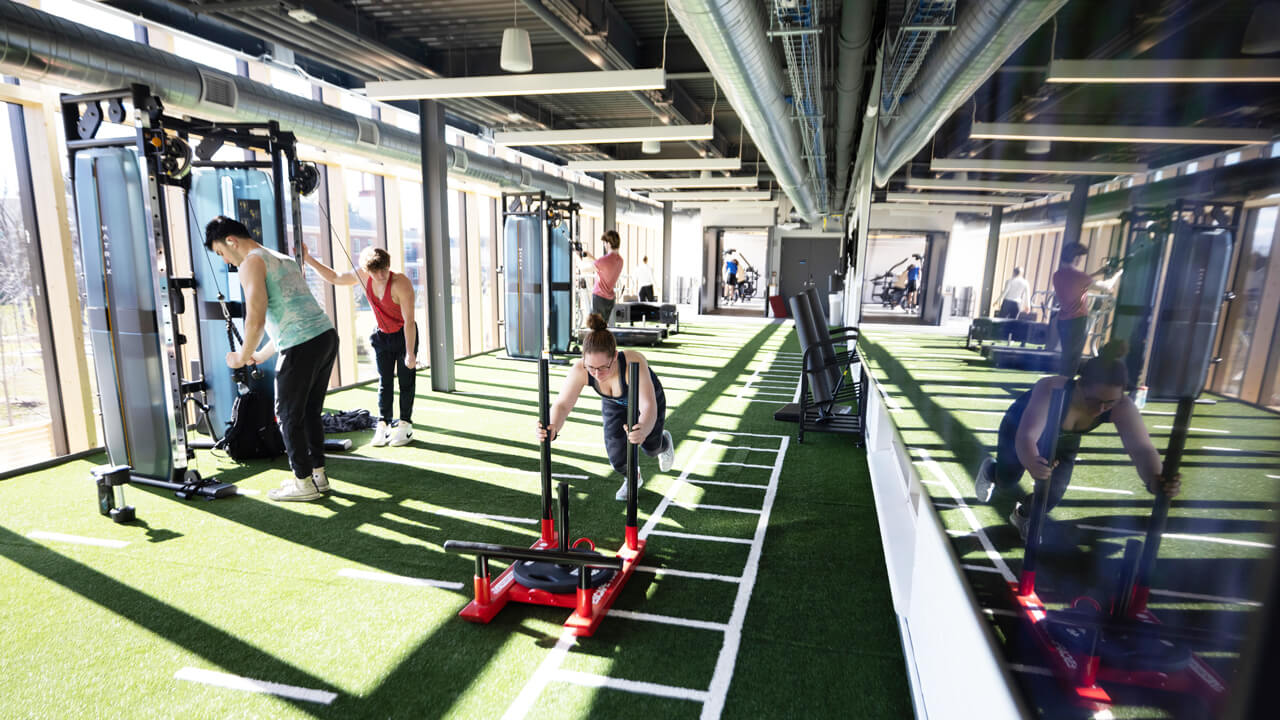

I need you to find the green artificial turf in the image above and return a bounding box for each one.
[858,327,1280,720]
[0,318,909,719]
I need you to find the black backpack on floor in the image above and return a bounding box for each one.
[216,390,286,462]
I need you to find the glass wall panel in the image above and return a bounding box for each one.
[448,190,467,357]
[0,103,54,472]
[477,195,495,352]
[1219,206,1277,397]
[400,181,426,312]
[346,170,385,380]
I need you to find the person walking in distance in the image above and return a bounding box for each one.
[724,251,739,302]
[204,216,337,502]
[302,244,418,447]
[636,255,656,302]
[582,230,624,324]
[997,267,1031,319]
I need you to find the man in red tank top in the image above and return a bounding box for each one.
[303,244,418,447]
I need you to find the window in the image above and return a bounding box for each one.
[345,170,385,380]
[1219,206,1278,397]
[40,0,136,39]
[0,103,56,472]
[476,195,496,351]
[269,67,313,98]
[1185,161,1199,175]
[287,166,332,316]
[1225,151,1242,166]
[399,181,425,312]
[171,35,240,75]
[448,190,466,357]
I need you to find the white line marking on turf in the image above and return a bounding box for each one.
[647,530,754,545]
[696,460,774,469]
[1008,664,1054,677]
[1204,445,1280,456]
[739,390,795,398]
[337,454,590,480]
[682,479,768,490]
[673,502,762,515]
[916,447,1017,584]
[1067,485,1134,495]
[552,669,711,703]
[1155,425,1229,434]
[1140,410,1177,416]
[635,566,742,583]
[27,531,128,549]
[1148,588,1262,607]
[429,508,538,525]
[1269,474,1280,480]
[713,445,780,453]
[174,667,336,705]
[961,564,1006,575]
[502,631,577,720]
[608,609,729,632]
[1075,524,1275,549]
[338,568,465,590]
[235,488,260,496]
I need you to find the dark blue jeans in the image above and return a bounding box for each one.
[370,323,418,424]
[276,329,338,479]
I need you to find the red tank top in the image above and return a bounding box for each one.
[366,272,404,333]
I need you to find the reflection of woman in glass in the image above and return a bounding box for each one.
[974,340,1181,539]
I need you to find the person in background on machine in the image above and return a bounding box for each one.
[535,314,675,501]
[302,244,418,447]
[1053,242,1121,376]
[973,339,1180,539]
[723,250,739,303]
[205,216,338,502]
[904,260,921,310]
[636,255,656,302]
[582,230,624,324]
[997,267,1031,319]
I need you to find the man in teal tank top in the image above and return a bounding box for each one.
[205,216,338,502]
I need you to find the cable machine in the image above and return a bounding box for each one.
[63,84,331,518]
[501,191,581,360]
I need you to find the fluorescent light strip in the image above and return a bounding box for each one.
[930,157,1147,176]
[970,121,1273,146]
[365,68,665,101]
[567,157,742,172]
[493,124,713,147]
[617,176,758,190]
[885,192,1030,206]
[674,200,779,210]
[1048,59,1280,84]
[648,190,771,201]
[906,177,1074,193]
[872,202,993,214]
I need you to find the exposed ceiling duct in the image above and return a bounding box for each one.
[668,0,820,223]
[833,0,875,215]
[0,0,657,216]
[872,0,1068,187]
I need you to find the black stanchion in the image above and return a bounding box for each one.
[626,362,639,528]
[1019,387,1066,596]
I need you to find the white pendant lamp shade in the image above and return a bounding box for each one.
[1026,138,1052,155]
[501,28,533,73]
[641,139,661,154]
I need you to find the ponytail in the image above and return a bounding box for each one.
[1078,339,1129,388]
[583,313,617,356]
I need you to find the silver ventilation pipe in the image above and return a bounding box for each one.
[833,0,875,213]
[0,0,657,216]
[668,0,819,223]
[872,0,1067,187]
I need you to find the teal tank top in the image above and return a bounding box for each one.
[247,247,332,350]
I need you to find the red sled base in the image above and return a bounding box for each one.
[459,535,647,637]
[1011,582,1228,713]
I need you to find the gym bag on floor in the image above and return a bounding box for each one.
[215,390,286,461]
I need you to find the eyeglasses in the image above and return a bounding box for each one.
[586,357,615,375]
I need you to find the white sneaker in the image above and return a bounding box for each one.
[974,457,995,504]
[388,421,413,447]
[371,420,390,447]
[268,476,322,502]
[658,430,675,473]
[312,467,330,493]
[615,471,643,501]
[1010,503,1031,542]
